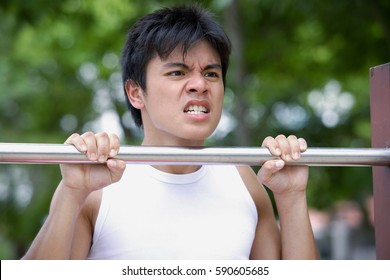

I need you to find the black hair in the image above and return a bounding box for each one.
[121,5,231,128]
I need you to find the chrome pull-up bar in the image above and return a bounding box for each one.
[0,143,389,166]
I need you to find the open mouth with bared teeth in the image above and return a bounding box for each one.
[184,105,209,115]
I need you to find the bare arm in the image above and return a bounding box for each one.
[22,132,125,259]
[237,166,281,259]
[22,182,92,259]
[256,135,319,260]
[273,188,318,259]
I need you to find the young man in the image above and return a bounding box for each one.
[23,5,318,260]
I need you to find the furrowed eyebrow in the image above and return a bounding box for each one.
[204,64,222,71]
[162,62,189,69]
[162,62,222,71]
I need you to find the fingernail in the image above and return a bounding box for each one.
[284,154,292,161]
[98,155,106,163]
[89,153,97,161]
[108,160,117,168]
[275,160,284,168]
[293,152,300,160]
[109,149,116,157]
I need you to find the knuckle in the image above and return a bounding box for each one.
[64,133,80,143]
[97,131,109,138]
[298,137,307,144]
[109,133,120,142]
[287,135,298,140]
[262,160,274,171]
[83,131,94,137]
[70,132,80,138]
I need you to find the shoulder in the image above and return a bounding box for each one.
[235,166,277,225]
[235,166,270,212]
[235,166,281,259]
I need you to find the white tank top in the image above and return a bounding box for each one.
[87,165,258,260]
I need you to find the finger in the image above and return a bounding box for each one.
[81,131,98,161]
[261,136,281,156]
[95,132,110,163]
[257,159,285,184]
[275,134,292,161]
[64,133,87,153]
[108,133,121,157]
[107,159,126,183]
[287,135,301,160]
[298,137,307,152]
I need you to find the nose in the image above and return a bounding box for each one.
[186,73,208,95]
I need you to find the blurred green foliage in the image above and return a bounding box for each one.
[0,0,389,259]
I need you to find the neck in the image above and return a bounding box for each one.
[141,139,205,174]
[142,137,205,147]
[150,164,202,174]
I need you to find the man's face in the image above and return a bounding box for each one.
[139,40,225,146]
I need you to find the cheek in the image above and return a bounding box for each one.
[214,89,225,112]
[146,94,179,124]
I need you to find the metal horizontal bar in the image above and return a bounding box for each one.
[0,143,389,166]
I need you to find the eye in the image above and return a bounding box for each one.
[204,72,220,78]
[168,71,185,76]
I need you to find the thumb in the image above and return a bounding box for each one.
[107,159,126,183]
[257,159,285,185]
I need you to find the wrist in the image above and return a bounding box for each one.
[273,190,308,213]
[56,181,91,209]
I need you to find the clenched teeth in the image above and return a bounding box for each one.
[184,105,208,114]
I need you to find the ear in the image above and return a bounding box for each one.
[125,80,145,109]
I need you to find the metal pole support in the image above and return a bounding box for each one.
[370,62,390,259]
[0,144,390,166]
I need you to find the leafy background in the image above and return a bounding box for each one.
[1,0,389,259]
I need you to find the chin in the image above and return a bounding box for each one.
[184,132,214,144]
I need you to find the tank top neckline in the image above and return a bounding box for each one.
[144,165,208,185]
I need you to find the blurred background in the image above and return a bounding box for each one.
[0,0,389,259]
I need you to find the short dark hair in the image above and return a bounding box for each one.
[121,5,231,128]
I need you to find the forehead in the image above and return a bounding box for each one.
[157,40,221,65]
